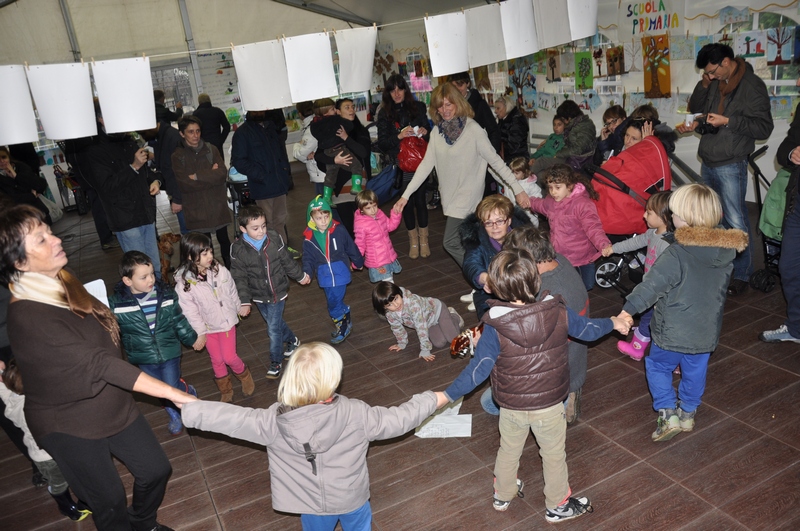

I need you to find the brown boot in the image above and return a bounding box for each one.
[418,227,430,258]
[408,228,419,259]
[233,366,255,396]
[215,375,234,403]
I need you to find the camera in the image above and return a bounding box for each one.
[694,116,719,135]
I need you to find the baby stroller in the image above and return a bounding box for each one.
[748,145,781,293]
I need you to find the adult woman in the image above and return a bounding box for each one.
[393,84,529,267]
[594,104,628,164]
[531,100,597,175]
[0,147,51,224]
[494,94,529,162]
[172,115,232,268]
[376,74,431,258]
[0,205,195,531]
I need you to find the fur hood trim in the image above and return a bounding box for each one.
[675,226,748,253]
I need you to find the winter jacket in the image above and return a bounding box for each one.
[310,115,353,151]
[155,101,183,123]
[109,281,197,366]
[466,88,501,152]
[302,221,364,288]
[182,393,438,516]
[152,122,183,203]
[622,226,749,353]
[0,382,52,462]
[498,106,529,162]
[500,176,542,226]
[376,100,430,158]
[315,117,373,193]
[230,119,292,200]
[460,208,532,319]
[353,208,402,268]
[594,117,630,164]
[594,136,672,235]
[444,297,613,408]
[0,161,47,206]
[192,101,231,156]
[532,133,564,160]
[386,287,443,357]
[230,231,306,305]
[174,265,240,335]
[293,115,325,183]
[529,183,610,266]
[688,60,773,167]
[539,114,596,170]
[612,228,672,274]
[171,140,231,231]
[777,107,800,219]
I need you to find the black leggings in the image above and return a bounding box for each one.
[400,172,428,230]
[205,226,231,269]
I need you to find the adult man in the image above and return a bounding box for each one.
[154,89,183,123]
[677,43,773,296]
[139,121,185,233]
[192,93,231,160]
[449,72,501,152]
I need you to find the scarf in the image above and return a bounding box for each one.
[717,57,746,114]
[242,232,266,250]
[10,270,120,346]
[438,117,466,145]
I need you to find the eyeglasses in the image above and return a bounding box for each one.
[704,63,721,77]
[603,118,621,128]
[483,218,509,228]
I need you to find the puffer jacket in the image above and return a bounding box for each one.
[554,114,597,168]
[174,264,240,334]
[171,141,231,231]
[353,208,402,268]
[529,183,610,267]
[109,281,197,365]
[376,100,430,158]
[181,391,438,515]
[498,106,529,162]
[623,226,749,353]
[230,231,306,305]
[302,221,364,288]
[230,119,292,200]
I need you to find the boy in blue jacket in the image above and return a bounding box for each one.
[302,195,364,344]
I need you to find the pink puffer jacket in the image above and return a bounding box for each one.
[353,208,403,268]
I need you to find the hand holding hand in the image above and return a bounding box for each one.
[192,335,207,351]
[434,391,450,409]
[610,316,631,335]
[515,191,530,210]
[393,197,408,214]
[299,273,311,285]
[171,392,199,409]
[388,344,403,352]
[238,305,251,317]
[601,244,614,257]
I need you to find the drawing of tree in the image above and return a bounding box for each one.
[768,26,792,65]
[643,36,670,98]
[548,56,557,80]
[510,60,535,108]
[577,57,592,90]
[624,41,641,73]
[743,36,755,55]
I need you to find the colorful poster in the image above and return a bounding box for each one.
[508,55,538,117]
[642,34,671,98]
[372,42,396,92]
[537,92,553,111]
[581,89,602,113]
[767,27,793,66]
[546,49,562,82]
[735,31,766,58]
[695,35,713,56]
[670,35,695,60]
[617,0,682,37]
[197,52,243,127]
[719,6,750,25]
[606,46,625,76]
[575,51,593,90]
[771,96,794,120]
[593,48,607,79]
[624,40,642,73]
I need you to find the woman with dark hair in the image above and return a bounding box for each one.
[493,94,529,162]
[376,74,431,258]
[172,115,232,268]
[0,147,51,224]
[0,204,195,531]
[531,100,597,175]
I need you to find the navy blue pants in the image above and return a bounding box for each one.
[780,192,800,338]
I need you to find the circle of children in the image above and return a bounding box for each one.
[1,88,749,530]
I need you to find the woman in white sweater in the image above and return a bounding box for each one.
[393,84,530,266]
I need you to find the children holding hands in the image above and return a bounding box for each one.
[353,190,404,281]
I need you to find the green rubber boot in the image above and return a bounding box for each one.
[350,173,363,194]
[323,186,334,203]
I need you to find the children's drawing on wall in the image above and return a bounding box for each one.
[546,49,562,82]
[593,48,606,78]
[581,89,602,113]
[676,92,690,114]
[771,96,794,120]
[767,27,793,66]
[508,56,538,117]
[537,92,552,111]
[625,92,648,115]
[623,40,642,73]
[670,36,695,61]
[695,35,713,57]
[472,66,492,93]
[606,46,625,76]
[749,57,771,80]
[372,43,396,92]
[736,31,766,58]
[656,96,676,117]
[533,51,547,74]
[715,33,734,47]
[561,51,575,77]
[398,62,408,78]
[719,6,750,25]
[642,34,670,98]
[575,51,593,91]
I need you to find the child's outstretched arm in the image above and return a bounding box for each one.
[182,401,276,446]
[443,326,501,403]
[363,391,443,441]
[609,232,649,256]
[386,207,403,232]
[386,311,409,351]
[566,306,629,341]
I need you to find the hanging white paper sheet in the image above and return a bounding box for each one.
[466,4,506,68]
[232,41,293,111]
[425,12,470,78]
[568,0,598,41]
[283,33,338,103]
[533,0,571,49]
[26,62,96,140]
[334,27,378,94]
[500,0,540,60]
[0,65,39,145]
[92,57,155,134]
[415,397,473,438]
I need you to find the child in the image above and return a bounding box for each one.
[372,281,464,362]
[442,249,630,520]
[619,184,748,442]
[0,359,91,521]
[231,206,310,380]
[353,189,403,283]
[181,343,448,529]
[595,104,628,162]
[601,191,674,360]
[310,103,364,202]
[528,164,610,291]
[506,157,542,226]
[302,195,364,344]
[175,232,253,402]
[532,116,565,160]
[110,251,199,435]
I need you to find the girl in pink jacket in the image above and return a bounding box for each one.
[529,164,610,291]
[353,190,403,283]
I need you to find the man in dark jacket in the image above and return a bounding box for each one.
[154,89,183,123]
[192,93,231,160]
[677,43,773,297]
[139,121,185,233]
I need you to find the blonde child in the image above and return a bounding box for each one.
[601,191,674,360]
[353,190,404,282]
[372,281,464,362]
[181,343,448,529]
[506,157,542,226]
[175,232,254,402]
[528,164,610,291]
[619,184,748,441]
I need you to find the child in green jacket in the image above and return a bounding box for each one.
[532,116,565,160]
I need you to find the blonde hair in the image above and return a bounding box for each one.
[429,83,474,125]
[508,157,530,175]
[355,189,378,211]
[277,343,343,407]
[669,184,722,228]
[476,194,514,222]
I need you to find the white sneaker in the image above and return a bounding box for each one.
[467,302,476,312]
[460,290,475,303]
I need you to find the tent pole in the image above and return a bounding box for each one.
[178,0,204,95]
[58,0,81,62]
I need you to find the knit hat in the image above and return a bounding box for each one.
[307,195,332,230]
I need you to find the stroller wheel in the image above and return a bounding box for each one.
[595,258,622,289]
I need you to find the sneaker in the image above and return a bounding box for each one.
[677,407,695,432]
[448,307,465,329]
[493,478,524,512]
[651,408,681,442]
[565,388,581,425]
[759,324,800,344]
[287,247,301,260]
[467,301,476,312]
[266,361,282,379]
[284,336,301,358]
[545,496,593,523]
[460,290,475,303]
[166,408,183,436]
[186,384,198,398]
[101,239,120,250]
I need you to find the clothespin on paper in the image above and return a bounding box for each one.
[230,42,235,50]
[24,61,29,70]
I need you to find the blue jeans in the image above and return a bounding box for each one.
[645,342,710,413]
[116,223,161,280]
[577,263,595,291]
[780,191,800,337]
[139,357,185,409]
[323,285,349,320]
[300,500,371,531]
[255,300,296,364]
[480,387,500,416]
[701,160,752,281]
[176,210,188,234]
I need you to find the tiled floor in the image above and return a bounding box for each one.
[1,165,799,530]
